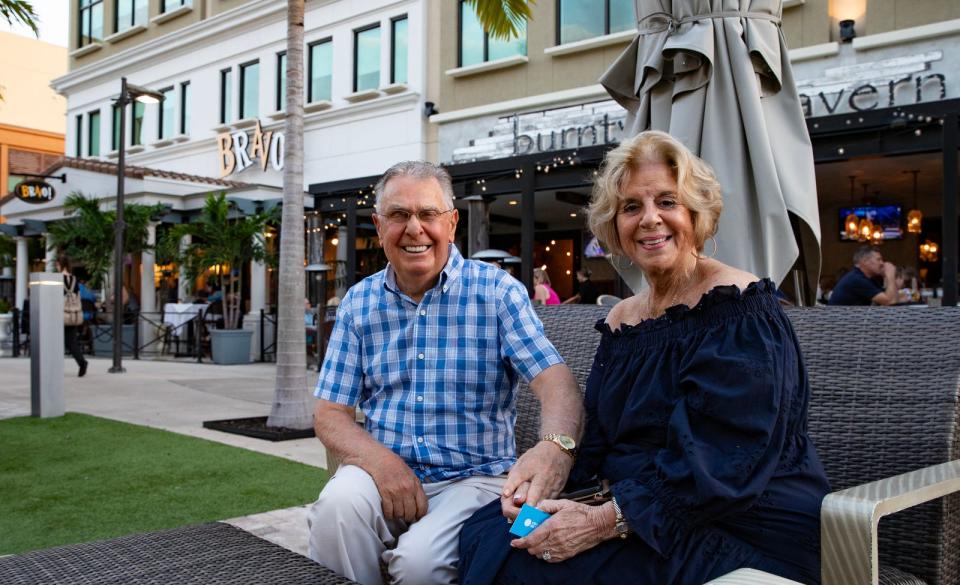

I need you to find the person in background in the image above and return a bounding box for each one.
[459,130,829,585]
[562,268,599,305]
[304,298,317,356]
[895,266,919,303]
[57,255,88,378]
[828,246,897,306]
[78,278,98,323]
[532,267,561,305]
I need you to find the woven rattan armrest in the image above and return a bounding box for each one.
[705,568,803,584]
[820,459,960,585]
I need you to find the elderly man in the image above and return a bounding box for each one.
[307,161,583,585]
[829,245,898,306]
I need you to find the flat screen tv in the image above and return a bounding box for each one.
[584,236,607,258]
[839,205,903,241]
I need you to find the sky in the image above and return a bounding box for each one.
[0,1,69,47]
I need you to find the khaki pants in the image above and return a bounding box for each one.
[307,465,505,585]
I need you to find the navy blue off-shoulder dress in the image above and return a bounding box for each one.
[459,280,830,585]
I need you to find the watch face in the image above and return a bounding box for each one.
[557,435,576,450]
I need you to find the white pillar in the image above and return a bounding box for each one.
[43,236,55,272]
[245,232,269,361]
[178,234,191,302]
[141,224,157,315]
[15,236,29,311]
[30,272,65,417]
[140,224,157,352]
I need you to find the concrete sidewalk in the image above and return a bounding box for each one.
[0,355,326,557]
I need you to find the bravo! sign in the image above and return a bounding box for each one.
[13,180,56,204]
[217,121,284,177]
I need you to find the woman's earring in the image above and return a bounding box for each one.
[706,236,718,259]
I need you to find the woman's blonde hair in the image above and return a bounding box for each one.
[587,130,723,256]
[533,267,551,285]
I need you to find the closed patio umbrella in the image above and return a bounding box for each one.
[600,0,821,302]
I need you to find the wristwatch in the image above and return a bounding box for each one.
[541,433,577,458]
[611,496,629,539]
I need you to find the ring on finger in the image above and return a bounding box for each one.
[541,550,552,562]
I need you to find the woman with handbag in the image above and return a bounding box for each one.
[58,255,88,377]
[459,132,829,584]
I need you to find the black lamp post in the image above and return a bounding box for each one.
[109,78,164,374]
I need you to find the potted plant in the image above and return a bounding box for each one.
[159,193,275,364]
[47,192,166,356]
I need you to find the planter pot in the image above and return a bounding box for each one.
[0,313,12,357]
[210,329,253,365]
[92,324,135,356]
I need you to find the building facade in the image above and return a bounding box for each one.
[0,31,67,310]
[404,0,958,304]
[4,0,959,317]
[4,0,433,330]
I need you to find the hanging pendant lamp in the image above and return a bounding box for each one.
[906,170,922,234]
[844,176,860,240]
[857,183,874,242]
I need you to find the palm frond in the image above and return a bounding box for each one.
[0,0,38,36]
[465,0,534,41]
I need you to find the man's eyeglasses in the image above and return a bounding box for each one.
[376,208,455,225]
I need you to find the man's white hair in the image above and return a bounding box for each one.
[374,161,455,212]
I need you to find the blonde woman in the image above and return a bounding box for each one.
[532,267,560,305]
[460,131,828,585]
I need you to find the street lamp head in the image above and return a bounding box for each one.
[126,82,165,104]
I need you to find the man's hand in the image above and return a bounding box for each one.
[314,399,427,523]
[509,499,615,562]
[500,441,573,520]
[366,449,429,523]
[882,261,896,280]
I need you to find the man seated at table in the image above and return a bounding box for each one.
[829,245,898,306]
[307,161,584,585]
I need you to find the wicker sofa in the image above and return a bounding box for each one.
[524,305,960,585]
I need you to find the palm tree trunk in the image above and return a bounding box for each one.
[268,0,312,429]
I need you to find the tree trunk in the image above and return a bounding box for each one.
[268,0,312,429]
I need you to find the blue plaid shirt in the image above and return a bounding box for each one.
[315,245,563,482]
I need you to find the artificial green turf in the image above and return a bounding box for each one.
[0,412,327,555]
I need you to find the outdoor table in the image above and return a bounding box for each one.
[162,303,206,355]
[163,303,206,333]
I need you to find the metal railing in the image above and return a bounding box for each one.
[260,309,278,362]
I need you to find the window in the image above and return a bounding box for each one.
[308,39,332,102]
[131,101,145,146]
[354,24,381,92]
[161,0,190,12]
[558,0,634,45]
[75,115,83,157]
[78,0,103,47]
[220,68,233,124]
[88,110,101,156]
[179,81,191,135]
[276,52,286,112]
[459,1,526,67]
[115,0,148,33]
[391,16,408,84]
[112,104,120,150]
[158,87,174,140]
[239,60,259,119]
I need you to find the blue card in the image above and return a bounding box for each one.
[509,503,552,537]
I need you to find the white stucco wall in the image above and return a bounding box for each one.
[53,0,428,191]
